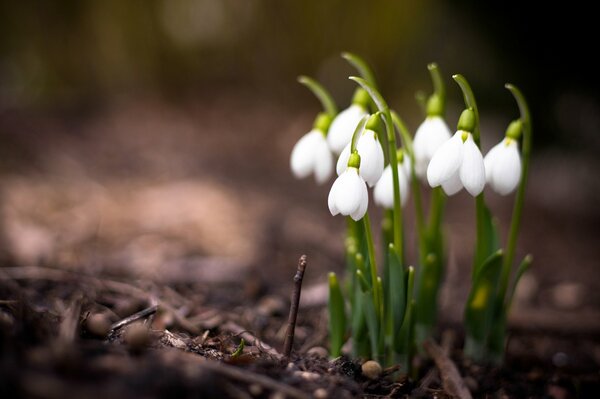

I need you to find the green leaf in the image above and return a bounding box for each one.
[464,250,503,361]
[328,272,347,357]
[474,203,500,278]
[414,252,442,344]
[342,52,377,88]
[387,244,407,337]
[505,254,533,311]
[351,279,367,351]
[297,75,338,117]
[395,267,414,354]
[362,288,381,361]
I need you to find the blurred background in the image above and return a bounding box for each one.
[0,0,599,364]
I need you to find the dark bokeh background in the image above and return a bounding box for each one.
[1,1,599,150]
[0,1,599,363]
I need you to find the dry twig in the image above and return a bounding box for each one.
[110,305,158,331]
[283,255,307,358]
[221,321,282,359]
[423,339,472,399]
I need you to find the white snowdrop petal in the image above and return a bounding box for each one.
[335,168,364,214]
[413,117,452,180]
[314,137,334,184]
[491,140,521,195]
[427,132,464,187]
[290,130,320,179]
[441,170,463,196]
[350,179,369,221]
[374,165,394,209]
[373,164,410,208]
[459,135,486,196]
[336,143,351,176]
[483,141,503,183]
[328,175,341,216]
[425,117,453,160]
[327,105,368,154]
[357,130,384,187]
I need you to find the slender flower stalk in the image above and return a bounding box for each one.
[497,84,532,309]
[453,74,492,273]
[349,76,404,262]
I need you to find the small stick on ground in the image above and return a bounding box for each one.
[222,321,282,359]
[110,304,159,331]
[424,339,472,399]
[180,351,309,399]
[283,255,307,358]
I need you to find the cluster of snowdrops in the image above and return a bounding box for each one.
[289,53,532,368]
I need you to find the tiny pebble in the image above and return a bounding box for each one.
[86,313,111,337]
[361,360,382,380]
[307,346,328,358]
[313,388,328,399]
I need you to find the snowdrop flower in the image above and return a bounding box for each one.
[413,116,452,180]
[328,152,369,221]
[290,113,334,184]
[336,128,384,187]
[374,151,411,208]
[427,109,485,197]
[327,89,370,154]
[484,120,522,195]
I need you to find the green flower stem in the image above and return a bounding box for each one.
[297,75,338,118]
[428,63,445,107]
[427,187,445,237]
[453,75,487,274]
[342,52,377,88]
[391,111,425,257]
[350,77,404,263]
[363,212,382,318]
[453,75,480,144]
[498,84,532,307]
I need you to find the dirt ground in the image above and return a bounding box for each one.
[1,93,599,397]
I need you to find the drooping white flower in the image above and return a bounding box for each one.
[484,138,521,195]
[412,116,452,180]
[427,130,485,196]
[328,167,369,221]
[374,156,411,208]
[336,129,384,187]
[290,129,334,184]
[327,104,368,154]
